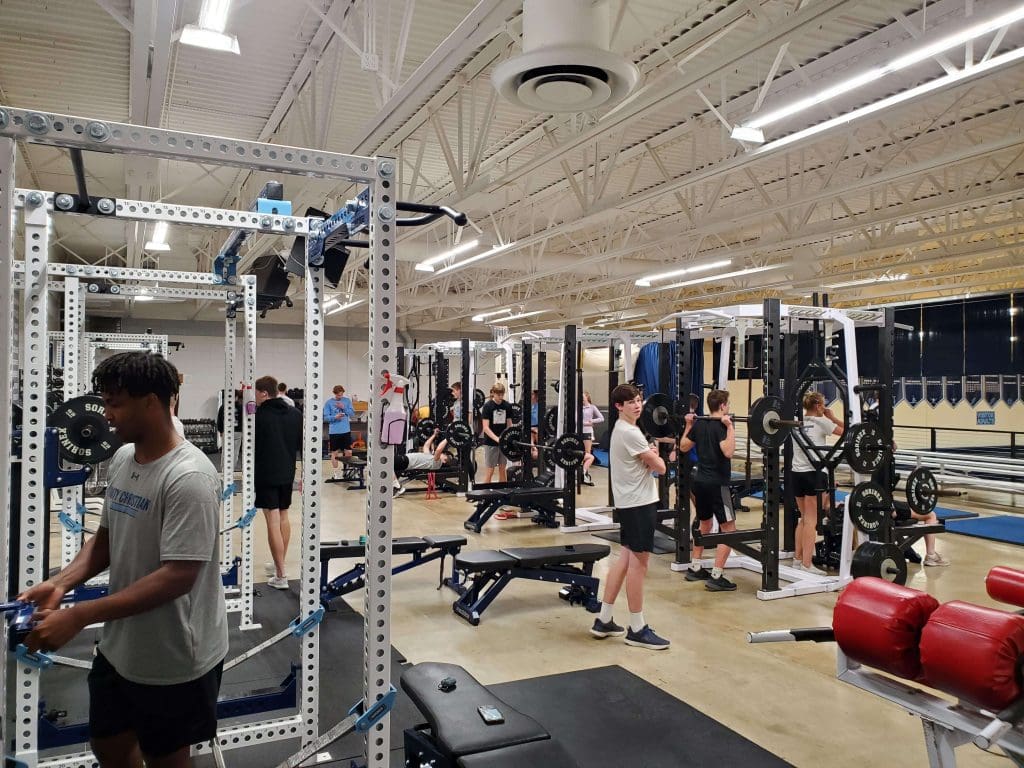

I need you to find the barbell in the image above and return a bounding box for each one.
[497,426,586,470]
[904,466,960,515]
[642,394,798,450]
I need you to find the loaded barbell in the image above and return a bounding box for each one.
[904,466,959,515]
[497,426,586,470]
[642,394,799,450]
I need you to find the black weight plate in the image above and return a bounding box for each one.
[415,418,437,442]
[544,406,558,436]
[508,403,523,424]
[474,389,485,410]
[847,481,891,534]
[640,393,677,439]
[851,541,908,585]
[499,426,525,462]
[47,394,122,464]
[748,395,789,450]
[445,420,473,450]
[543,440,556,471]
[905,466,938,515]
[552,433,586,470]
[845,422,888,474]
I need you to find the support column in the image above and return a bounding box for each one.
[60,278,85,568]
[238,276,259,631]
[760,298,782,594]
[0,136,15,762]
[221,311,237,571]
[674,321,692,567]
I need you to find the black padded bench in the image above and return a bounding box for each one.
[401,464,463,494]
[326,457,366,489]
[319,534,467,606]
[402,662,578,768]
[450,544,609,625]
[464,487,564,533]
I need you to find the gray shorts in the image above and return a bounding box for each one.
[482,445,507,468]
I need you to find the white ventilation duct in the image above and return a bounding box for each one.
[492,0,639,113]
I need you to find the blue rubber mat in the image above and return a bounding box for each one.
[944,515,1024,545]
[592,448,608,467]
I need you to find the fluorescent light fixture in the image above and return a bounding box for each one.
[653,264,783,292]
[471,308,515,322]
[144,221,170,252]
[826,273,908,289]
[730,125,764,144]
[635,259,732,287]
[415,239,480,271]
[753,45,1024,153]
[133,293,154,302]
[181,0,239,54]
[741,6,1024,132]
[435,242,517,275]
[326,299,364,316]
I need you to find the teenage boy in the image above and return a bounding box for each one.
[323,385,354,480]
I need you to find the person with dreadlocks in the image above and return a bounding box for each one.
[18,352,228,768]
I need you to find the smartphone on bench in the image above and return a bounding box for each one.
[478,705,504,725]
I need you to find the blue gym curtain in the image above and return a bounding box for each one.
[634,341,704,404]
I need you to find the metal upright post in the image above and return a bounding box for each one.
[657,341,672,508]
[878,307,896,487]
[60,278,85,568]
[760,298,783,594]
[521,343,534,479]
[561,325,577,524]
[537,350,547,443]
[0,136,15,762]
[363,160,397,768]
[238,275,259,631]
[782,329,800,555]
[674,321,692,567]
[606,339,618,508]
[222,313,237,571]
[14,193,52,768]
[460,339,471,492]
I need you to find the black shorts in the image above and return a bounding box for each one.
[88,651,223,757]
[616,502,658,553]
[791,470,827,498]
[255,483,293,510]
[692,481,736,524]
[329,433,352,452]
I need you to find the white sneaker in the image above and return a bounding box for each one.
[263,562,276,577]
[790,560,804,570]
[393,485,406,498]
[924,553,951,567]
[802,563,828,576]
[267,576,290,590]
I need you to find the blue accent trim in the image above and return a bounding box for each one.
[256,198,292,216]
[290,607,325,637]
[349,686,397,733]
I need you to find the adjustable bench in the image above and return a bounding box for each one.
[326,457,367,489]
[464,487,565,533]
[319,534,467,606]
[450,544,609,625]
[402,662,578,768]
[401,465,463,495]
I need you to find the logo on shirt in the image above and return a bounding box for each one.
[131,471,140,481]
[107,485,152,518]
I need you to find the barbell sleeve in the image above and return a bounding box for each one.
[747,628,835,644]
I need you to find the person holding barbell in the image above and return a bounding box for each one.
[392,428,454,498]
[679,389,738,593]
[480,382,511,486]
[790,391,843,575]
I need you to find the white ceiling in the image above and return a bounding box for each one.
[1,0,1022,332]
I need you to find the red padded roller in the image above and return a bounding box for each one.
[833,577,939,680]
[919,601,1024,711]
[987,566,1024,609]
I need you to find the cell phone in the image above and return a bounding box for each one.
[477,705,504,725]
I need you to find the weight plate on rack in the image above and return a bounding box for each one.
[851,541,908,585]
[415,418,437,442]
[845,422,889,474]
[474,389,485,411]
[47,394,122,464]
[640,393,677,439]
[905,466,938,515]
[847,480,891,533]
[747,395,789,450]
[544,406,558,437]
[507,403,523,424]
[552,433,586,470]
[498,426,525,462]
[445,420,474,450]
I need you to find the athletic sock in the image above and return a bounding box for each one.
[599,602,615,624]
[689,562,702,572]
[629,612,645,633]
[711,567,724,579]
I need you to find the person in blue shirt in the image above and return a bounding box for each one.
[530,389,539,444]
[323,384,355,481]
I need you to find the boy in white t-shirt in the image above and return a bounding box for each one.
[791,391,843,573]
[590,384,672,650]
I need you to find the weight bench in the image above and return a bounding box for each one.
[401,465,462,495]
[319,534,467,606]
[402,662,578,768]
[464,487,564,533]
[450,544,609,625]
[326,457,366,489]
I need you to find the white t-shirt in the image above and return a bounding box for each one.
[610,420,659,508]
[791,415,837,473]
[172,415,185,439]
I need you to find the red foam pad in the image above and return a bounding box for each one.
[987,566,1024,609]
[919,601,1024,711]
[833,577,939,680]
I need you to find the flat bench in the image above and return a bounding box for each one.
[464,487,564,533]
[326,457,367,489]
[319,534,467,606]
[450,543,609,625]
[400,464,463,495]
[402,662,578,768]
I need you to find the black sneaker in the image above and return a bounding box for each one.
[590,618,626,638]
[624,625,670,650]
[684,566,712,582]
[705,574,737,592]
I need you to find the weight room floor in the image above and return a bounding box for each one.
[60,463,1018,767]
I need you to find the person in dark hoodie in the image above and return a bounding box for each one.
[253,375,302,589]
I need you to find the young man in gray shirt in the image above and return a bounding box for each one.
[20,352,228,767]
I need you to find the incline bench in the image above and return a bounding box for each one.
[464,486,565,533]
[403,662,578,768]
[320,534,466,606]
[450,544,609,625]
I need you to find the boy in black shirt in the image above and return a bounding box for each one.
[679,389,738,592]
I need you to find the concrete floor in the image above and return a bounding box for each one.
[59,461,1020,767]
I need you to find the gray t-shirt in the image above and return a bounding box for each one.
[610,420,659,508]
[99,441,228,684]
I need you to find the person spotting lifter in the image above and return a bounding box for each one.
[19,352,227,768]
[679,389,739,592]
[590,384,672,650]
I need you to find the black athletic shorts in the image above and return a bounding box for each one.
[329,433,353,452]
[616,502,658,553]
[255,482,293,510]
[88,651,223,757]
[791,470,826,498]
[692,481,736,524]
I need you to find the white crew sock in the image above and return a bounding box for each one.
[629,612,646,633]
[599,602,615,624]
[689,562,702,572]
[711,567,724,579]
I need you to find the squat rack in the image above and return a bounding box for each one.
[0,108,396,768]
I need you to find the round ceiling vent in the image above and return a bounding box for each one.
[492,0,639,113]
